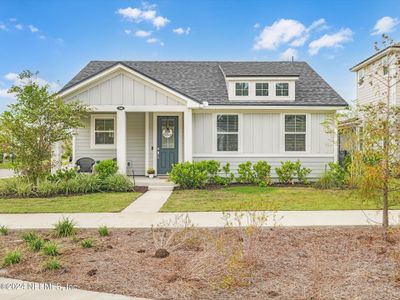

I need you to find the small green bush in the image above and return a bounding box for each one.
[3,250,21,266]
[0,225,8,235]
[102,174,134,192]
[44,258,62,270]
[294,160,312,184]
[314,163,347,189]
[0,177,33,197]
[275,161,297,184]
[81,238,94,248]
[253,161,272,187]
[314,172,337,189]
[28,238,44,252]
[98,226,109,237]
[198,160,221,184]
[21,231,40,243]
[42,241,59,256]
[215,163,235,186]
[37,180,62,197]
[53,217,76,237]
[169,161,208,189]
[95,159,118,179]
[237,161,255,184]
[47,168,77,183]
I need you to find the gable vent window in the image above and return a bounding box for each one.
[217,114,239,152]
[276,83,289,96]
[255,83,269,96]
[235,83,249,96]
[285,115,306,152]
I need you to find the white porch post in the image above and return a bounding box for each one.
[145,112,149,176]
[184,109,193,162]
[116,109,127,175]
[51,141,62,174]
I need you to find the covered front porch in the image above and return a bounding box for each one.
[73,106,193,176]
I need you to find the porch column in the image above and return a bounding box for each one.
[51,141,62,174]
[116,109,127,175]
[184,109,193,162]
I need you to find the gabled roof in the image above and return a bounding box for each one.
[59,61,347,107]
[350,44,400,72]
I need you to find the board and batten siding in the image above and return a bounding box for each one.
[192,112,334,178]
[64,70,185,107]
[75,112,146,175]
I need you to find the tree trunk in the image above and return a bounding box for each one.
[383,179,389,229]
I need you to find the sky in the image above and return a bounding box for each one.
[0,0,400,111]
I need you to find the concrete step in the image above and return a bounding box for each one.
[148,185,174,191]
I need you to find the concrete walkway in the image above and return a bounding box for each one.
[121,188,173,213]
[0,169,13,178]
[1,209,399,229]
[0,277,149,300]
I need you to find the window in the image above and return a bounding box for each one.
[276,83,289,96]
[255,83,269,96]
[92,116,115,147]
[357,69,365,84]
[217,115,238,151]
[383,66,389,75]
[284,115,306,152]
[235,82,249,96]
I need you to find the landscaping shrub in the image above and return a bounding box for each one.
[314,172,337,189]
[102,174,134,192]
[199,160,221,184]
[0,177,33,197]
[253,161,272,187]
[81,238,94,248]
[44,258,62,270]
[47,168,77,183]
[28,237,45,252]
[237,161,255,184]
[275,161,297,184]
[294,160,312,184]
[42,241,59,256]
[314,162,347,189]
[98,226,110,237]
[0,225,8,235]
[215,163,235,186]
[53,217,76,237]
[37,179,63,197]
[95,159,118,179]
[169,161,208,189]
[21,231,40,243]
[3,250,21,266]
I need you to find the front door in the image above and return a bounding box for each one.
[157,116,178,174]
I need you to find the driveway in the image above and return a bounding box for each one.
[0,169,13,178]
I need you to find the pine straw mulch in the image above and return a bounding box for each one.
[1,226,400,299]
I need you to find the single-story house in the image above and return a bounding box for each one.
[57,61,348,178]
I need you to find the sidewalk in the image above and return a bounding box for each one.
[0,209,399,229]
[0,277,149,300]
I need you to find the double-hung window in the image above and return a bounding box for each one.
[217,114,239,152]
[235,83,249,96]
[284,115,306,152]
[255,83,269,96]
[276,83,289,96]
[92,115,115,148]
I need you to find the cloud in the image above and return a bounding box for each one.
[308,28,353,55]
[27,25,39,33]
[0,24,6,31]
[0,88,13,99]
[4,72,60,91]
[172,27,190,35]
[15,24,23,30]
[117,5,170,29]
[254,23,260,29]
[146,37,164,46]
[371,16,400,35]
[280,48,298,60]
[254,18,327,50]
[124,29,131,35]
[135,30,152,37]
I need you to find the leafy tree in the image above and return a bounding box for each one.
[338,35,400,229]
[0,71,89,185]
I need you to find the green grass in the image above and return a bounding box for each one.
[0,192,141,213]
[0,162,12,169]
[160,186,400,212]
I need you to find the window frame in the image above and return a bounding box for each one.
[281,113,309,153]
[215,113,241,153]
[276,82,289,97]
[235,82,249,96]
[255,82,269,96]
[90,114,117,149]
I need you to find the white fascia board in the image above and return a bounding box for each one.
[198,105,345,111]
[58,63,201,108]
[225,76,299,81]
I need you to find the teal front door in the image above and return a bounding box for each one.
[157,116,179,174]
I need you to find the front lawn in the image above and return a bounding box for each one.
[0,162,12,169]
[160,186,400,212]
[0,192,141,213]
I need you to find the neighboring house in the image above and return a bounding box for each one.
[350,44,400,106]
[58,61,347,178]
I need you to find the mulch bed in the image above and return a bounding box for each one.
[1,227,400,299]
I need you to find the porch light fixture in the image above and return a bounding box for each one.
[116,106,125,110]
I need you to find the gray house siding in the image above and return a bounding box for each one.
[192,111,334,178]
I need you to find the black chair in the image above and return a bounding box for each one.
[76,157,96,173]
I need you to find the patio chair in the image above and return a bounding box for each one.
[76,157,96,173]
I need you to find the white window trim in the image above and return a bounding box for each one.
[275,82,289,97]
[234,82,250,97]
[90,114,117,149]
[214,113,242,153]
[255,82,269,97]
[228,80,295,101]
[280,113,310,154]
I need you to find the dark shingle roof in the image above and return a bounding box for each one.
[60,61,347,106]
